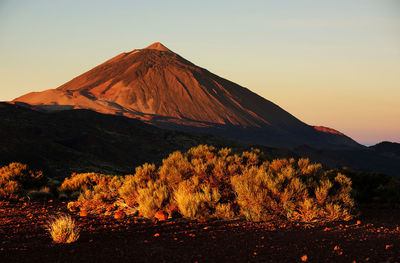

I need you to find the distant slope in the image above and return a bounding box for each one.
[369,142,400,159]
[290,145,400,177]
[1,102,399,177]
[0,102,239,177]
[13,42,361,150]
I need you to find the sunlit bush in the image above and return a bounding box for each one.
[136,180,169,218]
[58,172,117,192]
[231,158,353,222]
[68,176,123,214]
[174,175,233,220]
[0,162,44,200]
[59,145,354,223]
[119,163,158,207]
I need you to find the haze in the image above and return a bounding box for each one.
[0,0,399,145]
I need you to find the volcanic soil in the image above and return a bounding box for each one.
[1,201,399,263]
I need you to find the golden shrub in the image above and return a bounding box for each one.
[47,215,80,243]
[119,163,158,207]
[136,180,169,218]
[0,180,20,200]
[174,176,228,220]
[0,162,44,200]
[58,145,354,223]
[58,172,116,192]
[232,158,354,222]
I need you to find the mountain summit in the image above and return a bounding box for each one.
[13,42,361,149]
[144,42,172,52]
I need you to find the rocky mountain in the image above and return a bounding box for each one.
[13,42,361,149]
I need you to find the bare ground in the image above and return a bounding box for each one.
[1,201,399,263]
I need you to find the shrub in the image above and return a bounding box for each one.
[174,176,234,220]
[231,159,354,222]
[0,162,44,200]
[59,145,354,223]
[70,176,123,214]
[136,180,169,218]
[332,168,400,204]
[119,163,158,207]
[58,172,116,193]
[47,215,80,243]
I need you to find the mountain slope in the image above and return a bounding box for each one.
[1,102,399,177]
[13,42,361,149]
[0,102,239,177]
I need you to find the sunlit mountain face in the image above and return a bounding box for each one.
[13,42,361,150]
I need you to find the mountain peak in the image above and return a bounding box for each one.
[12,43,362,150]
[144,42,171,52]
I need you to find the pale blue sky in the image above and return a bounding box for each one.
[1,0,399,144]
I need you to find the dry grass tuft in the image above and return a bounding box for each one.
[47,215,80,243]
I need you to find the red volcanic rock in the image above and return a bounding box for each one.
[67,201,79,212]
[197,218,207,223]
[80,210,88,217]
[106,205,116,212]
[154,211,168,222]
[114,210,126,220]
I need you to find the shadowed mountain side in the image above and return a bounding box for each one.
[13,42,361,150]
[0,102,240,178]
[290,145,400,177]
[148,118,361,150]
[369,141,400,159]
[1,103,399,177]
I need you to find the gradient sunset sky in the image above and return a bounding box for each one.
[1,0,399,145]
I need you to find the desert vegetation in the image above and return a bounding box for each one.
[60,145,355,223]
[46,215,80,243]
[3,145,400,224]
[0,162,46,200]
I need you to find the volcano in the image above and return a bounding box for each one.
[13,42,361,149]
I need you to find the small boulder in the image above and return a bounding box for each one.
[106,205,116,212]
[114,210,126,220]
[80,210,88,217]
[154,211,168,222]
[67,201,79,212]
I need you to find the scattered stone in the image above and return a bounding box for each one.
[334,245,340,251]
[80,210,88,217]
[197,218,207,223]
[114,210,126,220]
[106,205,115,212]
[154,211,168,222]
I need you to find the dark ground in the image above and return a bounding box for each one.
[1,201,399,263]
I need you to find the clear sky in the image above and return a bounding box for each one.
[1,0,399,145]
